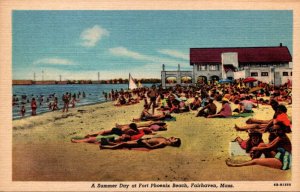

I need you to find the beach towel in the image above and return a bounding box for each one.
[229,141,248,157]
[71,134,119,141]
[229,141,265,157]
[126,147,151,151]
[231,113,254,118]
[163,116,176,121]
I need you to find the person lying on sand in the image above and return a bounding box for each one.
[71,123,144,144]
[100,136,181,150]
[115,120,166,129]
[84,122,167,139]
[226,125,292,170]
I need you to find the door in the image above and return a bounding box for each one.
[274,72,281,86]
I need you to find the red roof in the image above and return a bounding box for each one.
[190,46,292,65]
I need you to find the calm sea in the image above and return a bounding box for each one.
[12,84,151,120]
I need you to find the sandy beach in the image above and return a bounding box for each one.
[12,101,292,181]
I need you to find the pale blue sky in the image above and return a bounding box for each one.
[13,10,292,80]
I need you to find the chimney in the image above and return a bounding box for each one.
[280,43,282,47]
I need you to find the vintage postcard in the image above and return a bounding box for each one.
[1,0,300,191]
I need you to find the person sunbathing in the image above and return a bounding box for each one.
[115,120,166,129]
[79,121,167,140]
[196,99,217,117]
[234,104,291,141]
[71,123,144,144]
[190,96,201,110]
[133,104,170,122]
[245,100,279,125]
[237,96,257,113]
[207,99,232,118]
[233,131,264,158]
[100,136,181,150]
[226,125,292,170]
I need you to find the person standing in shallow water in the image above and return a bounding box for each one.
[31,98,37,116]
[62,92,70,112]
[20,105,26,117]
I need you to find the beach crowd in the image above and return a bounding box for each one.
[70,79,292,171]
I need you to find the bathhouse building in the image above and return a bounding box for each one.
[161,44,293,88]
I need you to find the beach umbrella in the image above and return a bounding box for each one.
[249,86,263,93]
[218,79,233,84]
[243,77,257,83]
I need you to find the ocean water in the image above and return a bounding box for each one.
[12,84,150,120]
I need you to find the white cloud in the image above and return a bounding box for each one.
[109,46,188,68]
[33,58,76,65]
[109,47,150,61]
[80,25,109,47]
[158,49,189,60]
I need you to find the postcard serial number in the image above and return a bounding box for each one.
[274,183,291,187]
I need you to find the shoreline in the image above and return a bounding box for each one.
[13,99,111,121]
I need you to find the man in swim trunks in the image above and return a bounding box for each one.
[147,85,158,115]
[100,136,181,150]
[71,123,144,144]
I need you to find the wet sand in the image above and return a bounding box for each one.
[12,101,292,181]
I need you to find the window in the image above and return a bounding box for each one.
[197,64,207,71]
[261,72,269,76]
[283,72,289,76]
[290,72,292,76]
[209,64,219,71]
[251,72,258,77]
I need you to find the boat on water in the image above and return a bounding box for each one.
[128,73,143,90]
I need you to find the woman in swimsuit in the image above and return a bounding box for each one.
[71,123,144,144]
[226,125,292,170]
